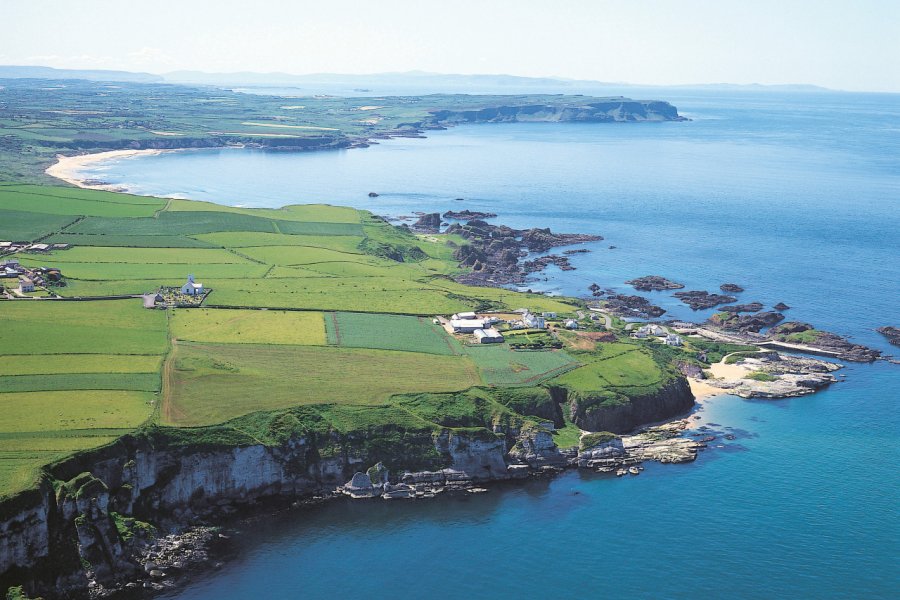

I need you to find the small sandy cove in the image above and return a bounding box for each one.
[688,360,749,401]
[45,149,166,189]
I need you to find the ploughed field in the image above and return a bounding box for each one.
[0,184,681,498]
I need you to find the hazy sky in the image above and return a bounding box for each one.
[4,0,899,92]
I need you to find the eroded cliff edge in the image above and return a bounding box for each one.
[0,378,694,598]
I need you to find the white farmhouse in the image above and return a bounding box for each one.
[522,312,546,329]
[665,334,683,346]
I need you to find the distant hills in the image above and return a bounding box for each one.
[0,65,163,83]
[0,65,833,94]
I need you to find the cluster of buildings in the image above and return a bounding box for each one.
[449,312,504,344]
[632,323,683,346]
[0,259,62,295]
[0,241,69,253]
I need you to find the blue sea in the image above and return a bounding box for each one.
[83,90,900,599]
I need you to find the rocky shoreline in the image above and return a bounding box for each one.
[438,218,602,286]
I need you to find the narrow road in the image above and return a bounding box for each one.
[588,307,613,329]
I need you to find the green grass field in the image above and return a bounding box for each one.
[0,186,165,217]
[0,209,77,240]
[0,182,684,500]
[18,259,271,282]
[171,308,326,345]
[165,342,481,426]
[0,354,162,376]
[552,345,664,392]
[325,312,462,355]
[36,246,253,264]
[44,233,220,248]
[0,390,155,432]
[0,301,168,354]
[462,345,580,386]
[0,373,160,393]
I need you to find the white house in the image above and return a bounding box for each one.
[19,277,35,293]
[665,334,683,346]
[522,312,546,329]
[636,324,666,337]
[474,328,504,344]
[181,274,204,296]
[542,312,558,319]
[564,319,579,330]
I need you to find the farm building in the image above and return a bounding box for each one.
[474,328,504,344]
[542,312,558,319]
[564,319,579,329]
[19,277,35,293]
[181,274,204,296]
[452,311,478,320]
[451,318,489,333]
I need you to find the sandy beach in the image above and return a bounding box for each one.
[45,149,167,190]
[687,358,753,401]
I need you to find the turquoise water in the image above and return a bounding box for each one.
[88,90,900,598]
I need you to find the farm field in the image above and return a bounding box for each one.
[237,245,383,266]
[191,232,364,252]
[325,312,462,355]
[206,277,467,314]
[166,199,363,224]
[462,345,580,386]
[0,390,154,432]
[171,308,326,345]
[15,259,270,281]
[0,185,165,217]
[164,342,482,426]
[0,209,77,240]
[0,354,162,376]
[0,373,160,393]
[1,301,168,354]
[34,246,253,264]
[0,300,167,498]
[44,233,220,248]
[0,183,600,500]
[551,345,665,392]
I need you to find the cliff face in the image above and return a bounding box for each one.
[0,425,515,596]
[1,376,693,596]
[563,376,696,434]
[427,100,684,125]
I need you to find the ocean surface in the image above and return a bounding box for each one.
[81,90,899,598]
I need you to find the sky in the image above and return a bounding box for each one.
[3,0,899,92]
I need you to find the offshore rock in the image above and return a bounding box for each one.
[673,290,737,310]
[625,275,685,291]
[876,326,900,347]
